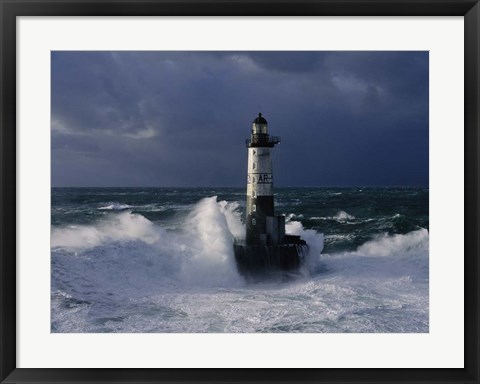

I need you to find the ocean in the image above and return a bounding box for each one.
[51,187,429,333]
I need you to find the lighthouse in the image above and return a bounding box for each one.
[234,113,308,276]
[246,113,281,245]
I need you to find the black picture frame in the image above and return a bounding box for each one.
[1,1,479,383]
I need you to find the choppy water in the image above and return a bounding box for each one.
[51,187,429,333]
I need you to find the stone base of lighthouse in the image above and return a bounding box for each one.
[233,235,309,277]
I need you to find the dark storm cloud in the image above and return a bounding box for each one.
[51,51,428,187]
[245,51,323,72]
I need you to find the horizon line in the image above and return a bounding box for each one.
[51,185,429,189]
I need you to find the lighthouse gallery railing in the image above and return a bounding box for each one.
[245,136,281,147]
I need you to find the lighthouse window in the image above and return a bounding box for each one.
[252,218,256,226]
[253,162,256,169]
[252,204,256,212]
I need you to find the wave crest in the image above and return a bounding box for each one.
[52,197,244,288]
[334,210,355,221]
[98,203,133,211]
[357,228,429,257]
[51,211,160,248]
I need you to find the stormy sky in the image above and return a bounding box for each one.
[51,51,428,187]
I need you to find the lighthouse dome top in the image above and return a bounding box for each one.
[253,113,268,125]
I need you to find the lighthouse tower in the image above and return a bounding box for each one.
[234,113,308,276]
[246,113,282,245]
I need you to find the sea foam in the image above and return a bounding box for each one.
[51,197,429,333]
[356,228,429,257]
[52,197,245,288]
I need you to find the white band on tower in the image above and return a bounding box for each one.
[247,147,273,197]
